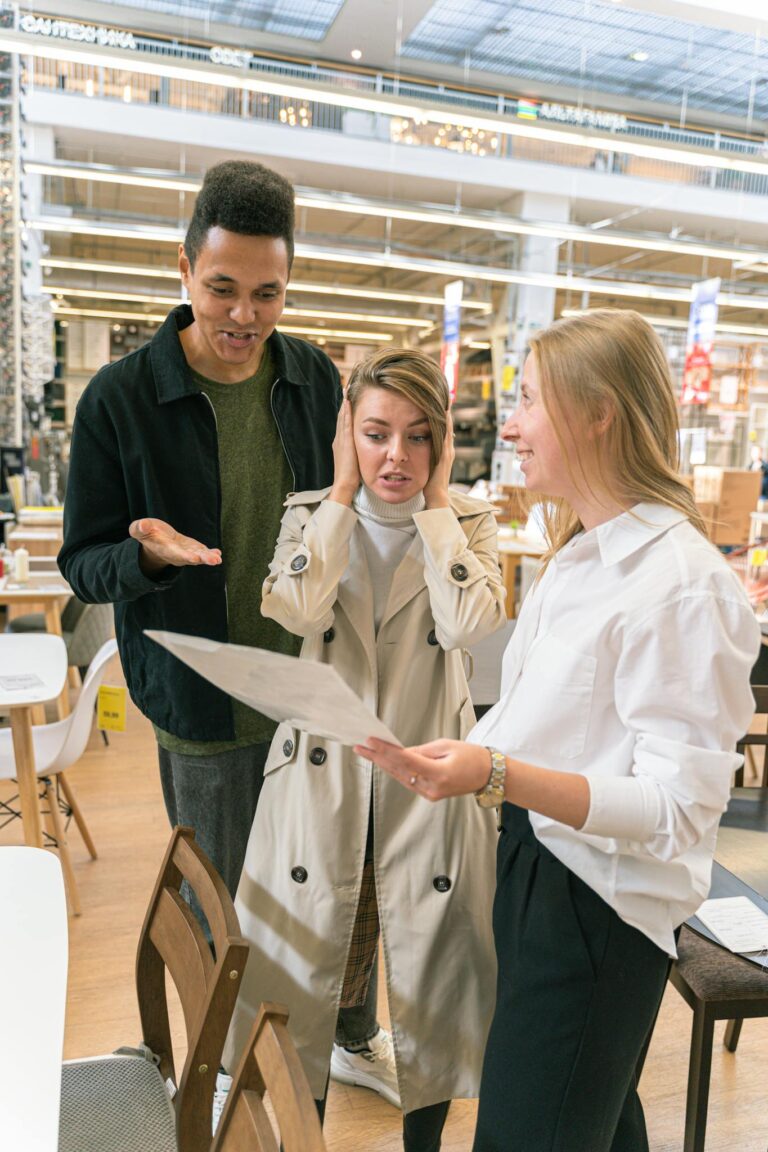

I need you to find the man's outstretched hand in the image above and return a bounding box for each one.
[129,518,222,575]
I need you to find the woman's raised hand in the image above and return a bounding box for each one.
[329,395,361,506]
[353,736,490,801]
[423,409,455,510]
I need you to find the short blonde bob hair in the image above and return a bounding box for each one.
[528,309,706,557]
[346,348,449,471]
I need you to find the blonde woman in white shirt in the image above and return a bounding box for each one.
[358,310,760,1152]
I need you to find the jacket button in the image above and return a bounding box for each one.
[309,747,327,765]
[282,739,294,757]
[433,875,452,893]
[427,629,439,646]
[291,866,308,884]
[323,627,335,643]
[451,563,469,582]
[290,554,308,572]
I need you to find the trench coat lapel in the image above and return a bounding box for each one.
[378,533,426,632]
[335,527,377,665]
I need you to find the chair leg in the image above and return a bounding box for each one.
[683,1007,715,1152]
[67,666,81,689]
[42,778,82,917]
[723,1018,743,1052]
[58,772,98,860]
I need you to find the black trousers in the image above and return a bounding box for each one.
[316,1090,450,1151]
[473,804,670,1152]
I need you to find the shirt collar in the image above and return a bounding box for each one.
[592,502,689,567]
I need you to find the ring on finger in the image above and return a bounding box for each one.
[409,774,418,786]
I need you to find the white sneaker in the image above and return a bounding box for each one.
[212,1070,232,1135]
[330,1027,401,1109]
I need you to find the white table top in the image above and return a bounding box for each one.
[0,634,68,707]
[0,847,68,1151]
[496,530,547,556]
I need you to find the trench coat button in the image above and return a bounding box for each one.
[433,875,452,893]
[282,739,294,757]
[290,554,308,572]
[291,866,308,884]
[309,747,327,765]
[323,627,335,643]
[427,629,439,646]
[450,563,469,582]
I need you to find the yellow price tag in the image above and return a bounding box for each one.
[751,547,768,568]
[97,685,127,732]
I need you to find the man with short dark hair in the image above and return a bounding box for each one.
[59,159,397,1112]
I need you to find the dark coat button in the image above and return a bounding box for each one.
[291,866,308,884]
[451,563,469,581]
[433,875,452,893]
[427,629,439,646]
[323,627,335,643]
[290,554,308,571]
[309,747,327,765]
[282,739,294,757]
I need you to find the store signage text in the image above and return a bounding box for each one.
[209,46,253,68]
[20,15,137,50]
[517,98,627,132]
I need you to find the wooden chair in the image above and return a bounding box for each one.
[667,924,768,1152]
[58,826,249,1152]
[212,1003,327,1152]
[733,683,768,787]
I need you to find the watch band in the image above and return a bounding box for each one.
[474,746,507,809]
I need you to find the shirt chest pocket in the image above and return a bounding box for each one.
[510,632,597,760]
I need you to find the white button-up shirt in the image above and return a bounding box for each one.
[471,503,761,955]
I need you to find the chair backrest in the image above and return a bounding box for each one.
[211,1004,326,1152]
[60,595,89,634]
[46,638,118,772]
[136,826,249,1152]
[65,602,114,669]
[736,683,768,787]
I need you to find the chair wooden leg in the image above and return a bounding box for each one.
[684,1007,715,1152]
[43,779,82,917]
[67,666,81,689]
[58,772,98,860]
[723,1018,742,1052]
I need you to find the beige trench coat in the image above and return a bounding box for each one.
[224,488,507,1112]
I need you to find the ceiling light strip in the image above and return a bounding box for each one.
[50,303,394,340]
[45,284,432,326]
[560,308,768,339]
[26,160,768,264]
[28,217,768,312]
[4,29,768,177]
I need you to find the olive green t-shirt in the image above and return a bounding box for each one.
[154,345,301,755]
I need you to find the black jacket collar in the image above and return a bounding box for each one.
[150,303,309,405]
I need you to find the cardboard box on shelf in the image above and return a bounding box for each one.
[695,501,717,538]
[691,469,761,546]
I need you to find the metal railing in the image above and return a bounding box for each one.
[21,49,768,200]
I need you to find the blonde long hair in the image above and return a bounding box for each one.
[528,309,706,561]
[346,348,449,471]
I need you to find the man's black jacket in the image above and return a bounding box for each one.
[58,304,341,740]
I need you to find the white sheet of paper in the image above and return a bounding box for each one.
[145,630,401,747]
[695,896,768,954]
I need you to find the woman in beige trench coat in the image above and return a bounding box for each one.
[224,349,506,1148]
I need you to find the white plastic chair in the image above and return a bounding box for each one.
[0,846,67,1152]
[0,638,118,914]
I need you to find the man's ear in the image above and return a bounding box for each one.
[178,243,191,284]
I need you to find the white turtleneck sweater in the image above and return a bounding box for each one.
[352,485,426,632]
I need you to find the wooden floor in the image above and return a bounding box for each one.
[2,654,767,1151]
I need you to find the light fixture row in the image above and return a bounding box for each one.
[49,302,393,342]
[23,159,768,267]
[27,216,768,314]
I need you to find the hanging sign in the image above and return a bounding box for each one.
[681,277,720,405]
[440,279,463,402]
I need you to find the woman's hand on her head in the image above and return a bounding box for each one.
[423,409,455,510]
[329,396,361,506]
[353,736,490,801]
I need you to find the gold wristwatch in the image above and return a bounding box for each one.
[474,747,507,808]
